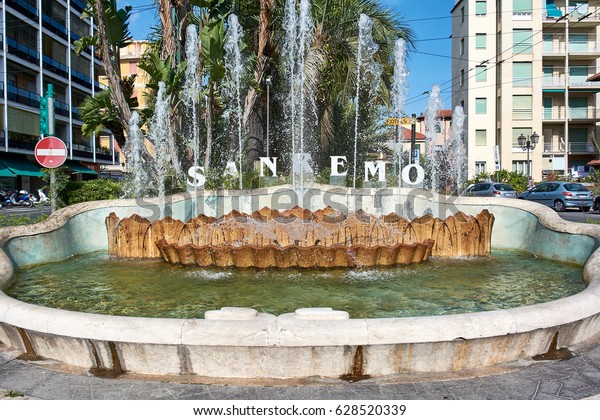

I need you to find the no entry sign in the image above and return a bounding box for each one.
[34,136,67,168]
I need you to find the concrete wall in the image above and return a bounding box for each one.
[0,186,599,378]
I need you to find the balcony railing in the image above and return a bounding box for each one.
[7,37,39,63]
[72,106,81,120]
[0,81,4,97]
[7,84,39,108]
[6,0,38,20]
[71,69,92,88]
[71,0,87,13]
[543,75,566,88]
[543,139,566,153]
[55,100,69,117]
[544,40,567,55]
[42,55,68,78]
[569,106,600,119]
[42,14,68,40]
[544,3,600,21]
[94,80,107,92]
[569,142,597,153]
[543,107,566,120]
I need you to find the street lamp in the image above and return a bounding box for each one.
[517,131,540,181]
[265,76,272,158]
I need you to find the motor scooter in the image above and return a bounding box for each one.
[10,190,33,207]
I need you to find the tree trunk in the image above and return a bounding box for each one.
[204,83,214,170]
[242,0,275,170]
[93,0,131,131]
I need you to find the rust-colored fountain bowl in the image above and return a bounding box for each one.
[106,207,494,268]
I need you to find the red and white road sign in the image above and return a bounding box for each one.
[34,136,67,168]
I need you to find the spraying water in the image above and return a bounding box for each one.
[183,24,201,215]
[391,38,409,187]
[424,86,443,193]
[151,82,170,219]
[224,14,244,189]
[283,0,315,195]
[353,14,381,188]
[447,105,467,195]
[125,111,147,201]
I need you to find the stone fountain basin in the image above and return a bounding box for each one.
[0,186,599,379]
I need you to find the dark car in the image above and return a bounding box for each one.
[518,181,593,212]
[462,182,517,198]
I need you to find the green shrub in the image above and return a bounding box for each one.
[60,179,122,205]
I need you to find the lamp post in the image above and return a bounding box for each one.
[517,132,540,181]
[265,76,272,157]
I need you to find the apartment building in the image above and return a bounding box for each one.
[0,0,116,191]
[452,0,600,181]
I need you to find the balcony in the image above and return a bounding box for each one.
[71,69,92,88]
[71,0,87,14]
[543,74,566,88]
[42,14,68,40]
[55,100,69,117]
[94,80,107,92]
[569,142,597,153]
[42,55,68,79]
[7,84,39,108]
[0,82,4,97]
[7,37,39,64]
[543,138,566,153]
[543,39,567,55]
[544,3,600,22]
[6,0,38,20]
[543,106,566,120]
[569,106,600,119]
[72,106,81,120]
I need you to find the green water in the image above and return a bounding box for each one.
[4,249,585,319]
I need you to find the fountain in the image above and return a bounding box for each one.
[0,3,599,381]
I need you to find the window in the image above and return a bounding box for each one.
[461,6,465,23]
[513,0,532,16]
[570,33,588,53]
[460,38,465,55]
[476,33,487,49]
[475,98,487,114]
[460,69,465,86]
[512,160,528,174]
[476,1,487,16]
[512,127,532,147]
[475,66,487,82]
[513,62,532,87]
[513,29,533,54]
[475,161,487,174]
[476,130,487,146]
[513,95,532,119]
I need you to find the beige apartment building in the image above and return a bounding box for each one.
[452,0,600,181]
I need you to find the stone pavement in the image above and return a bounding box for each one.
[1,337,600,400]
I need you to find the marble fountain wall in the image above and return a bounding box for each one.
[0,185,599,379]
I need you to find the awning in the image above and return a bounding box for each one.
[0,155,46,177]
[64,161,98,175]
[0,162,16,178]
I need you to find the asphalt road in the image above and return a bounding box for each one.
[0,204,52,221]
[556,208,600,223]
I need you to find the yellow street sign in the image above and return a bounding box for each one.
[387,117,415,126]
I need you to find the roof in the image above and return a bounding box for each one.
[417,109,453,121]
[389,127,426,141]
[587,159,600,166]
[586,73,600,82]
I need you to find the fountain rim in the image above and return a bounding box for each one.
[0,186,599,348]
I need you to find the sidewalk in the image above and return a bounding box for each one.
[1,336,600,400]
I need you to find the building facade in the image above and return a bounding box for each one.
[0,0,116,192]
[452,0,600,181]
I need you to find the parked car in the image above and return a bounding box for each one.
[462,182,517,198]
[517,181,593,212]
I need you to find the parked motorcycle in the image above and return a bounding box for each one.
[33,188,50,205]
[9,190,33,207]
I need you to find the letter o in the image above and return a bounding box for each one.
[401,164,425,186]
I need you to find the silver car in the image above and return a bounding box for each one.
[462,182,517,198]
[518,181,593,212]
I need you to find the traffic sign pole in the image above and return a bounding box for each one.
[35,135,67,213]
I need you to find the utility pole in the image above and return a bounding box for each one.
[410,113,416,164]
[40,84,58,211]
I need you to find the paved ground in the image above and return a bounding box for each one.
[558,209,600,224]
[1,333,600,400]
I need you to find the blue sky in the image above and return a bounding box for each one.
[121,0,454,115]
